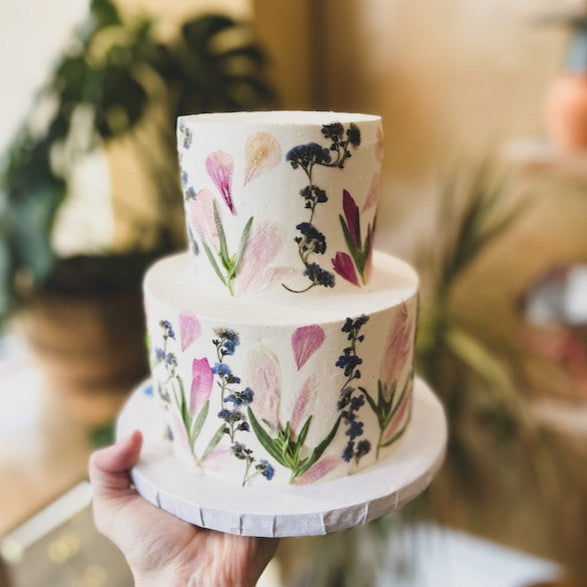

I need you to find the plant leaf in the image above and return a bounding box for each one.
[295,415,341,478]
[234,216,253,275]
[248,407,288,467]
[296,415,313,448]
[190,399,209,444]
[202,241,227,286]
[200,423,226,460]
[213,201,231,270]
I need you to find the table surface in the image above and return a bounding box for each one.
[0,336,121,538]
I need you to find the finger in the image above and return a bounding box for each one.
[89,430,142,499]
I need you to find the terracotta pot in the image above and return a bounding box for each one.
[546,73,587,153]
[17,288,149,425]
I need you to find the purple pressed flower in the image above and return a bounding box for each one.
[342,442,354,463]
[190,357,213,416]
[342,189,361,248]
[292,325,325,370]
[332,251,360,286]
[206,151,235,214]
[256,459,274,480]
[179,311,202,351]
[224,387,254,407]
[356,439,371,458]
[212,362,232,377]
[160,320,175,339]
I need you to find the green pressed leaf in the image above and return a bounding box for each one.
[361,387,379,416]
[213,201,231,270]
[248,408,289,467]
[202,241,227,286]
[380,401,412,449]
[201,423,226,460]
[190,400,210,444]
[382,376,412,431]
[234,216,253,274]
[339,215,362,270]
[295,415,341,478]
[297,415,312,448]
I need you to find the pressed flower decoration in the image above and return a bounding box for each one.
[282,122,361,293]
[247,323,341,483]
[335,315,372,465]
[244,132,281,185]
[183,132,288,296]
[151,317,274,485]
[186,189,253,296]
[206,151,235,214]
[152,319,225,464]
[332,189,375,286]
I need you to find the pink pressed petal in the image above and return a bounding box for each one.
[292,326,325,370]
[179,311,202,351]
[234,221,285,294]
[290,376,314,433]
[187,189,219,247]
[206,151,235,214]
[190,357,214,416]
[380,303,414,389]
[244,132,281,185]
[295,457,339,485]
[332,251,360,286]
[243,345,281,428]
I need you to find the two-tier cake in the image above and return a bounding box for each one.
[143,111,419,488]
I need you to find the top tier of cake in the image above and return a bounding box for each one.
[177,111,383,298]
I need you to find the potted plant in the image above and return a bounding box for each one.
[0,0,273,421]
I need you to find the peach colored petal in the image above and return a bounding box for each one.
[363,173,380,210]
[244,132,281,185]
[375,125,384,161]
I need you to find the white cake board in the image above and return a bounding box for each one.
[116,377,447,537]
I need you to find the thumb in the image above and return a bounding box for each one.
[89,430,142,504]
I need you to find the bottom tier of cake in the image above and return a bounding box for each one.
[143,250,419,487]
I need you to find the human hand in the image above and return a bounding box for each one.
[89,431,279,586]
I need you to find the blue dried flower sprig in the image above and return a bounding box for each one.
[336,314,372,465]
[282,122,361,294]
[152,319,224,463]
[211,329,274,485]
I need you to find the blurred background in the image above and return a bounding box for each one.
[0,0,586,585]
